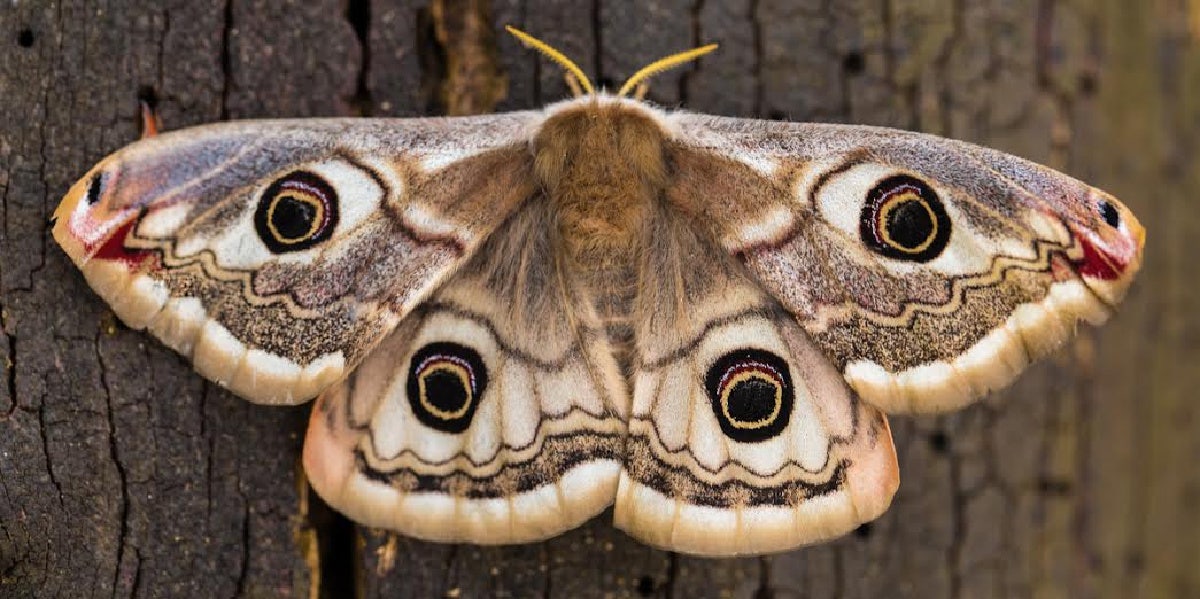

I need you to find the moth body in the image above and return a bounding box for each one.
[535,98,673,374]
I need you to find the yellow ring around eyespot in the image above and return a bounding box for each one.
[878,191,938,254]
[719,371,782,430]
[417,363,474,420]
[266,191,325,244]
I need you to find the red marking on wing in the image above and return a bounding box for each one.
[88,219,157,268]
[1073,233,1123,281]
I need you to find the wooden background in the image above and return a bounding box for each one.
[2,0,1197,597]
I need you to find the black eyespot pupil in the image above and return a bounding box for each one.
[860,175,951,262]
[704,349,794,444]
[271,194,318,240]
[254,171,338,253]
[1098,200,1120,227]
[726,377,778,423]
[423,369,470,413]
[405,342,488,434]
[885,198,934,250]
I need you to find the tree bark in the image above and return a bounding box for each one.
[1,1,1196,597]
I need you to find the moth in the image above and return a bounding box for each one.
[51,29,1144,557]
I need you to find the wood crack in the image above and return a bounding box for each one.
[95,330,134,596]
[2,320,15,419]
[749,0,763,116]
[346,0,374,116]
[34,395,63,507]
[219,0,234,120]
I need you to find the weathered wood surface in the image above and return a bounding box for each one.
[1,1,1196,597]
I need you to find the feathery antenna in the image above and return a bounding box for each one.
[618,44,718,97]
[505,25,718,98]
[505,26,595,96]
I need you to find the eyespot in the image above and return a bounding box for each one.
[86,171,105,206]
[254,171,339,253]
[704,349,794,443]
[405,342,488,434]
[1098,199,1120,228]
[859,175,951,262]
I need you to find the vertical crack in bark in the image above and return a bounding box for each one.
[879,0,920,129]
[932,0,967,136]
[1034,0,1075,167]
[34,394,63,506]
[416,4,445,114]
[205,431,216,524]
[441,543,461,592]
[978,404,1018,597]
[754,555,772,598]
[235,501,251,594]
[426,0,507,116]
[834,0,853,121]
[23,2,57,295]
[156,9,171,97]
[832,543,846,599]
[128,547,143,597]
[528,1,542,103]
[591,0,603,87]
[307,487,355,598]
[978,6,1001,138]
[345,0,374,116]
[540,543,552,599]
[1071,336,1099,597]
[95,331,134,596]
[749,0,763,116]
[219,0,235,120]
[945,419,965,599]
[880,0,895,87]
[663,552,678,599]
[2,327,15,419]
[1032,361,1066,593]
[678,0,706,105]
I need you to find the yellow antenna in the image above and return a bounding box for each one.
[618,44,718,97]
[505,26,595,96]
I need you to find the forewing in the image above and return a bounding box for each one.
[303,201,629,544]
[53,115,538,404]
[663,114,1145,412]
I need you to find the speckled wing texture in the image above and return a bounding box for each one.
[303,201,629,544]
[664,114,1145,413]
[613,204,898,556]
[52,116,538,404]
